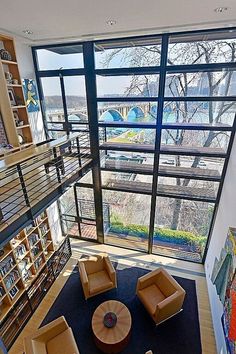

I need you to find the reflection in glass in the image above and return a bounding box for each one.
[100,150,154,173]
[97,75,159,97]
[64,76,88,122]
[41,77,64,122]
[99,127,156,145]
[95,38,161,69]
[161,129,230,151]
[153,197,214,262]
[163,101,236,126]
[159,155,224,176]
[168,32,236,65]
[36,45,84,70]
[103,190,151,252]
[165,71,236,97]
[98,102,157,123]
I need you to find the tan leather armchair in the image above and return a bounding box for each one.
[136,267,186,325]
[23,316,79,354]
[78,253,117,300]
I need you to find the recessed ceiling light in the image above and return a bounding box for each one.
[22,29,33,35]
[214,7,229,13]
[106,20,117,26]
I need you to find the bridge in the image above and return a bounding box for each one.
[47,103,154,123]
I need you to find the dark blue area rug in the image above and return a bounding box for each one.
[41,262,202,354]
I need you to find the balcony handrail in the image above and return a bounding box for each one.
[0,132,92,243]
[0,132,83,173]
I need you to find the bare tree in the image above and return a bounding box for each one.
[101,38,236,231]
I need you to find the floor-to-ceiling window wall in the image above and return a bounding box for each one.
[33,28,236,263]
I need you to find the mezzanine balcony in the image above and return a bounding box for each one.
[0,132,92,244]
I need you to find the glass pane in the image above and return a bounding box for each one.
[161,129,230,151]
[95,37,161,69]
[157,176,219,201]
[76,186,97,241]
[153,197,214,262]
[41,77,64,122]
[98,102,157,123]
[99,127,156,145]
[48,130,66,139]
[159,155,224,176]
[59,188,76,215]
[168,31,236,65]
[100,150,154,173]
[165,71,236,97]
[79,170,93,184]
[64,76,88,123]
[101,171,153,187]
[47,122,64,130]
[36,44,84,70]
[103,190,151,252]
[96,74,159,97]
[163,101,236,127]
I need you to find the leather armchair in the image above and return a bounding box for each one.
[23,316,79,354]
[136,267,186,325]
[78,253,117,300]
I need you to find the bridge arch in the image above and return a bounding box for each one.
[127,106,145,122]
[100,109,124,122]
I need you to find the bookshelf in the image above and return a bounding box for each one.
[0,210,54,322]
[0,33,33,149]
[0,236,71,350]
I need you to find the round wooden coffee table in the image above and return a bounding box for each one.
[92,300,132,353]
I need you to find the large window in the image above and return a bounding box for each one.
[33,28,236,263]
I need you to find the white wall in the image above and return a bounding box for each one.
[15,38,45,144]
[205,134,236,354]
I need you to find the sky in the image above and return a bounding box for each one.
[38,48,132,97]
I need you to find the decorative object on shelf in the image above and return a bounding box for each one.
[17,133,24,145]
[0,48,12,61]
[0,248,4,257]
[7,88,16,106]
[4,71,13,84]
[0,33,33,148]
[0,285,5,298]
[0,255,15,277]
[25,222,36,234]
[9,285,19,299]
[13,110,20,126]
[103,312,117,328]
[22,78,40,112]
[15,94,24,106]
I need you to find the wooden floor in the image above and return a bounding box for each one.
[9,239,216,354]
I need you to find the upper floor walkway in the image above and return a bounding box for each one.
[0,132,92,245]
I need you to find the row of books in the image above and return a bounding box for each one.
[14,243,27,260]
[28,233,39,247]
[4,270,19,290]
[0,256,15,277]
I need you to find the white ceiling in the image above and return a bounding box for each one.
[0,0,236,44]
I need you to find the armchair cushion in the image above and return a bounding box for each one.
[88,270,113,295]
[24,316,80,354]
[78,253,117,299]
[136,267,186,324]
[138,284,165,315]
[46,328,78,354]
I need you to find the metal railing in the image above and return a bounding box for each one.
[0,132,91,236]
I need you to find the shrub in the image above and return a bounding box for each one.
[109,222,206,252]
